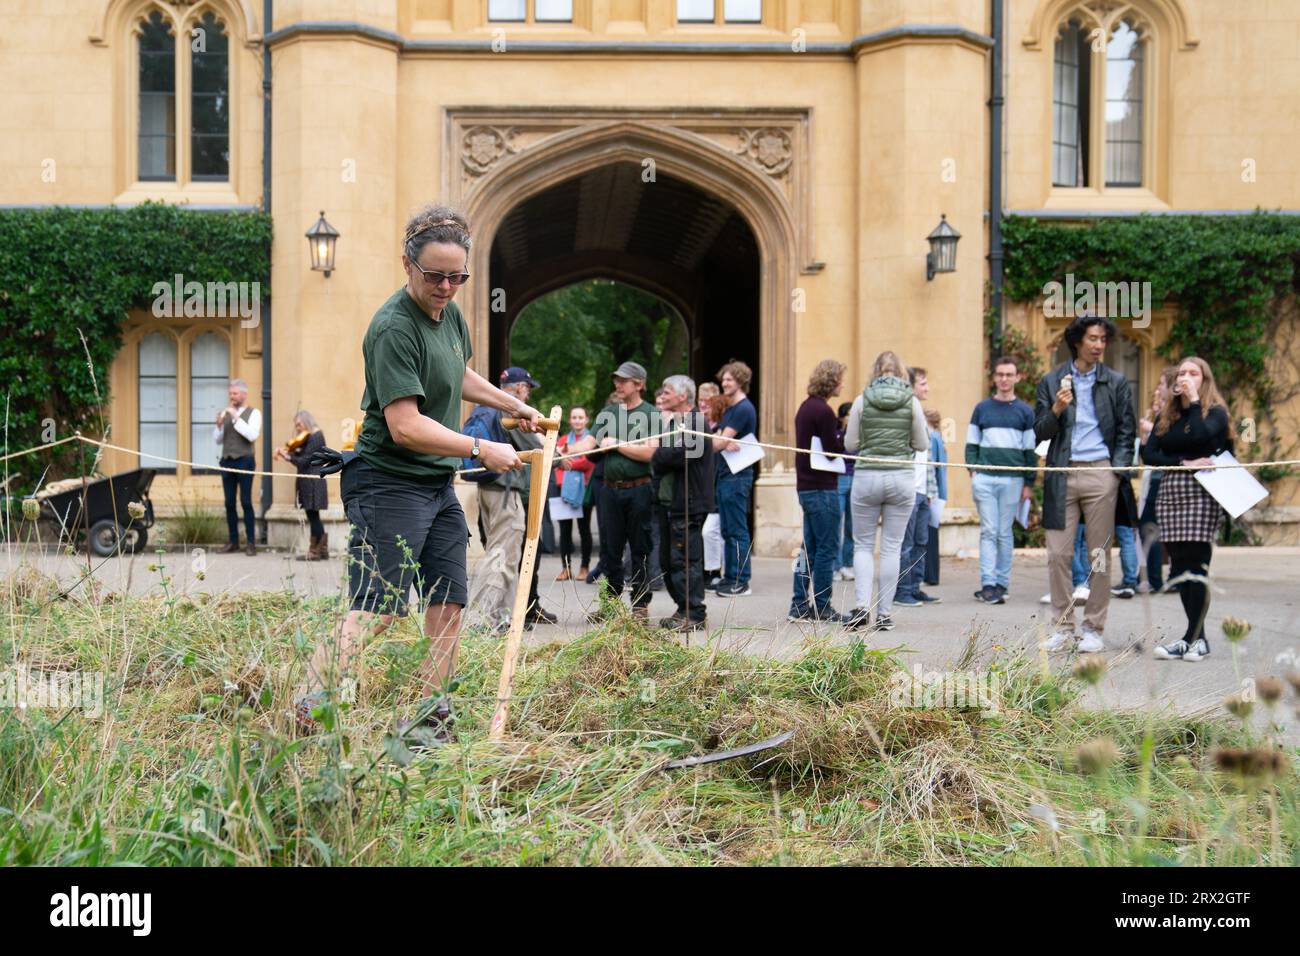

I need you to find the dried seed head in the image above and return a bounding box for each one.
[1221,617,1251,643]
[1256,676,1284,706]
[1224,693,1254,720]
[1211,746,1291,780]
[1071,653,1107,685]
[127,500,146,520]
[21,497,40,521]
[1076,737,1120,774]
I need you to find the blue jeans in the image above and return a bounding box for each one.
[1073,523,1138,588]
[791,489,841,615]
[895,493,930,600]
[835,473,854,569]
[971,473,1023,589]
[716,470,754,588]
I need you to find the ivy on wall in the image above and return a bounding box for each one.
[0,204,272,492]
[1001,213,1300,478]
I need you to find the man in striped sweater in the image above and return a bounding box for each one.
[966,357,1037,604]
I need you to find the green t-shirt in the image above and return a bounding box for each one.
[593,399,656,483]
[356,289,472,479]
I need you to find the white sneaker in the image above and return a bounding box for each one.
[1072,585,1091,605]
[1039,592,1052,605]
[1183,638,1211,662]
[839,567,855,581]
[1041,631,1074,652]
[1076,628,1104,653]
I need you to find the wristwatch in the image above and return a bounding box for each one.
[471,437,481,459]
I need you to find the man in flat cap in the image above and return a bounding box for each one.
[590,360,658,620]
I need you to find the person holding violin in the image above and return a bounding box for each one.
[275,410,330,560]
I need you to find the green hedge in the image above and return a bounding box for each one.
[0,204,272,492]
[1002,213,1300,410]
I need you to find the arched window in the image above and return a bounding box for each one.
[190,11,230,181]
[190,331,231,469]
[137,9,175,181]
[1051,5,1151,190]
[1105,20,1144,186]
[139,332,178,467]
[128,4,233,190]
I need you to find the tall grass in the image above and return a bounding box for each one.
[158,495,226,547]
[0,568,1295,866]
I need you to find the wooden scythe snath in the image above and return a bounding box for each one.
[488,405,562,741]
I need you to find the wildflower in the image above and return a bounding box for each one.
[1076,738,1119,774]
[1224,692,1253,720]
[21,498,40,521]
[1071,653,1107,685]
[1211,746,1290,781]
[127,500,146,520]
[1256,676,1283,707]
[1220,617,1251,643]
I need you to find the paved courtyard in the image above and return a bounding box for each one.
[6,543,1299,740]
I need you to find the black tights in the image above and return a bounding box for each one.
[306,509,324,539]
[1165,541,1213,646]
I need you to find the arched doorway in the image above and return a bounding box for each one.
[486,164,761,397]
[508,278,693,419]
[454,119,799,455]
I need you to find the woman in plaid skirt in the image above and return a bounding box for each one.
[1141,357,1235,662]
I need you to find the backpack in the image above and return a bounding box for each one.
[461,405,509,482]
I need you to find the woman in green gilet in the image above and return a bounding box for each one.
[842,350,930,632]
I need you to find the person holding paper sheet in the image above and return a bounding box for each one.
[923,409,948,586]
[843,351,929,632]
[711,360,759,597]
[1142,357,1234,662]
[789,360,850,623]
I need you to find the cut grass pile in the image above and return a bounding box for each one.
[1,567,1295,866]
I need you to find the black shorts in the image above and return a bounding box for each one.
[341,457,469,615]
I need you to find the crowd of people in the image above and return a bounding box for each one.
[285,203,1243,745]
[449,313,1234,661]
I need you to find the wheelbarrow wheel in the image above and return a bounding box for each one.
[89,518,141,557]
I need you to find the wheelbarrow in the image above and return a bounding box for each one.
[38,469,157,556]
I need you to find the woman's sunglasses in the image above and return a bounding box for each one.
[410,262,471,286]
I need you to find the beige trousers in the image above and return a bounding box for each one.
[1045,461,1119,634]
[471,486,524,627]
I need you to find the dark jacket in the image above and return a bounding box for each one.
[1034,360,1138,530]
[286,429,329,512]
[652,409,715,518]
[1141,404,1233,466]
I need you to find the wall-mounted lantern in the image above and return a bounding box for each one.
[306,211,339,277]
[925,214,960,281]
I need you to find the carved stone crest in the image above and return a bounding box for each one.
[462,126,520,176]
[734,127,793,177]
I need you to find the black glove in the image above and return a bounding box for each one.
[308,447,359,476]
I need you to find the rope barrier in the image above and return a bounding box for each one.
[1,420,1295,489]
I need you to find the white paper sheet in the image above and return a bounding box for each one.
[810,436,846,473]
[1194,452,1269,519]
[721,433,765,474]
[1014,496,1032,529]
[548,495,584,522]
[929,498,946,529]
[1035,438,1050,459]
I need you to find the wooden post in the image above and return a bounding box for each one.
[488,405,562,740]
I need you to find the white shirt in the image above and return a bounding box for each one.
[213,407,262,445]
